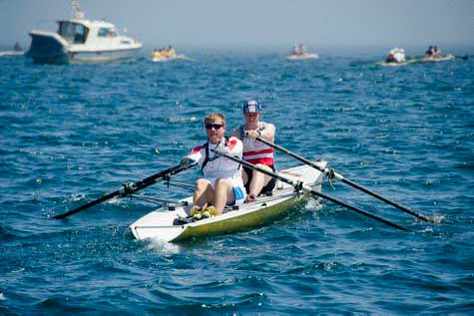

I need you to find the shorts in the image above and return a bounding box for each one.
[204,177,247,206]
[243,164,277,196]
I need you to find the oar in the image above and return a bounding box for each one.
[53,161,196,220]
[255,136,433,223]
[212,149,409,232]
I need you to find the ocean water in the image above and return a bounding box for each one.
[1,49,473,315]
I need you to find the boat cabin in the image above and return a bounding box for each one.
[57,21,89,44]
[56,19,120,45]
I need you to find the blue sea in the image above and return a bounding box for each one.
[1,47,473,315]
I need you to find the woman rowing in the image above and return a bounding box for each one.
[233,100,277,202]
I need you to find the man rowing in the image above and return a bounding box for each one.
[180,113,246,217]
[233,100,277,202]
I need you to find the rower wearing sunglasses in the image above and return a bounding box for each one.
[233,100,276,202]
[180,112,246,216]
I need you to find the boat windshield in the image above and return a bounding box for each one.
[98,27,118,38]
[57,21,89,44]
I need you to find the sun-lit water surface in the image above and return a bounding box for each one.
[0,49,473,314]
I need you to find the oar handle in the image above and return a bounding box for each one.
[53,162,196,220]
[212,149,409,232]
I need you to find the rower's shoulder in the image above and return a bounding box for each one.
[191,143,206,153]
[227,136,242,150]
[260,121,276,132]
[228,135,242,144]
[261,121,275,128]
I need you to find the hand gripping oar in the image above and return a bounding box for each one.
[211,149,409,232]
[52,161,196,220]
[255,136,433,223]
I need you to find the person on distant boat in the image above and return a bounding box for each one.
[233,100,276,202]
[180,113,246,216]
[298,43,305,55]
[13,42,22,52]
[425,46,433,57]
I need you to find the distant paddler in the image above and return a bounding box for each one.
[180,113,246,217]
[233,100,276,202]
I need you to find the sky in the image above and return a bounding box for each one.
[0,0,472,51]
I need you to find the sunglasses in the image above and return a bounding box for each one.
[205,123,224,130]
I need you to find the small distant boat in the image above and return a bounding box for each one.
[287,44,319,60]
[151,46,186,62]
[378,47,418,67]
[26,0,142,64]
[0,42,25,57]
[383,47,406,65]
[421,46,455,62]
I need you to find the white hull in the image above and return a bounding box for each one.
[0,51,24,57]
[287,53,319,60]
[421,54,455,62]
[151,54,188,62]
[27,31,141,64]
[130,162,327,243]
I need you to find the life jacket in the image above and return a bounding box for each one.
[188,136,242,180]
[239,122,275,166]
[201,136,229,172]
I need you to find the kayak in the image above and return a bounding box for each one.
[129,161,327,243]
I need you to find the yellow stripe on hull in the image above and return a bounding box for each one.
[172,194,306,242]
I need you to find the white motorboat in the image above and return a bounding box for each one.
[26,0,142,64]
[287,43,319,60]
[129,161,326,243]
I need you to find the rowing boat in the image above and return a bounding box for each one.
[129,161,327,242]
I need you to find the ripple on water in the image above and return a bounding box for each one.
[0,51,473,314]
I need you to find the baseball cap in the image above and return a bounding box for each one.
[243,100,262,113]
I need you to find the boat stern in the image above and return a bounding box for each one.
[26,30,69,64]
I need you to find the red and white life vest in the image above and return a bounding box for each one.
[240,122,275,166]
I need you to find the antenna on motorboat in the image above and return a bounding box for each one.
[71,0,85,19]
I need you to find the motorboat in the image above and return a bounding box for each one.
[287,43,319,60]
[26,0,142,64]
